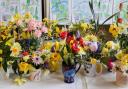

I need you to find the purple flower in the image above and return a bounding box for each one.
[32,56,42,65]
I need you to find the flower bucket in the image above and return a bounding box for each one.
[29,69,42,81]
[62,62,81,83]
[115,71,128,87]
[84,61,102,77]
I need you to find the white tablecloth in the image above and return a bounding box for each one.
[0,72,87,89]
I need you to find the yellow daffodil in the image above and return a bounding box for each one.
[14,77,27,86]
[106,41,114,49]
[116,50,124,60]
[24,12,32,19]
[90,58,97,64]
[55,41,59,51]
[18,62,29,73]
[10,42,22,57]
[102,47,109,54]
[109,23,122,37]
[56,27,61,34]
[81,23,88,30]
[50,53,61,62]
[84,34,98,42]
[13,13,22,21]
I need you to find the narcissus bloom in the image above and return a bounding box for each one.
[10,42,22,57]
[18,62,29,73]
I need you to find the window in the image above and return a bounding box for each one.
[0,0,42,21]
[45,0,128,25]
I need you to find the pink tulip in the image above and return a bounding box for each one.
[28,19,37,31]
[41,26,48,33]
[34,30,42,38]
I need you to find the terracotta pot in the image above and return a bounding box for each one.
[115,71,128,87]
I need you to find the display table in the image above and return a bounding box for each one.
[86,72,128,89]
[0,71,128,89]
[0,72,87,89]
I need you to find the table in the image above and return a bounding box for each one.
[86,72,128,89]
[0,72,87,89]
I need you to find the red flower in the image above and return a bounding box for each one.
[22,51,29,56]
[71,43,80,53]
[78,37,84,47]
[66,36,74,44]
[117,18,123,23]
[60,31,68,39]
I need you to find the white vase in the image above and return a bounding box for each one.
[29,69,42,81]
[84,61,102,77]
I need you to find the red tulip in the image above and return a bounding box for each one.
[22,51,29,56]
[117,18,123,23]
[66,36,74,44]
[71,43,80,53]
[60,31,68,39]
[78,37,84,47]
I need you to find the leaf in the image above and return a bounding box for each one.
[2,58,7,72]
[101,12,119,26]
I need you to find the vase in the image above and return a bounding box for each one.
[62,62,81,83]
[84,61,102,77]
[115,71,128,87]
[29,69,42,81]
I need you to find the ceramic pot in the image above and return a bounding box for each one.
[115,71,128,87]
[29,69,42,81]
[62,62,81,83]
[84,61,102,77]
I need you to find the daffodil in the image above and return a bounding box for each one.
[84,34,98,42]
[109,23,122,37]
[24,12,32,19]
[14,77,27,86]
[102,47,109,54]
[13,13,22,21]
[50,53,61,62]
[18,62,29,73]
[10,42,22,57]
[55,41,60,52]
[116,50,124,60]
[106,41,114,49]
[90,58,97,64]
[81,23,88,30]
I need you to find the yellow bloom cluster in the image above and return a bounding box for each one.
[102,41,120,55]
[116,51,128,66]
[109,23,123,37]
[84,34,98,42]
[18,62,30,73]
